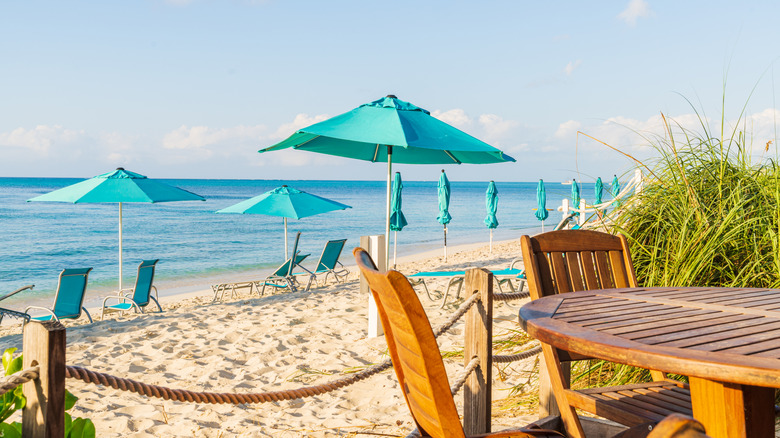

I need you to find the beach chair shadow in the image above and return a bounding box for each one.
[100,259,162,320]
[353,247,563,438]
[25,268,93,323]
[521,230,693,438]
[295,238,349,288]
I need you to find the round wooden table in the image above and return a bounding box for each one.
[519,286,780,438]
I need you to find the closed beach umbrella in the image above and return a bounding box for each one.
[437,170,452,261]
[389,172,407,268]
[28,168,206,290]
[595,177,603,205]
[535,179,548,230]
[217,185,351,260]
[611,174,621,207]
[259,95,514,270]
[484,181,498,253]
[571,179,580,216]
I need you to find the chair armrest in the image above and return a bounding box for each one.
[1,284,34,302]
[24,305,58,321]
[102,295,133,306]
[467,428,564,438]
[509,258,522,270]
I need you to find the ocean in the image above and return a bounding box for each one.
[0,178,590,308]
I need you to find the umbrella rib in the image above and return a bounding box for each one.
[290,135,321,150]
[372,144,380,162]
[444,151,462,164]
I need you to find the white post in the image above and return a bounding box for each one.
[284,217,289,260]
[360,235,386,338]
[118,202,123,291]
[635,168,643,194]
[561,198,569,221]
[579,199,586,226]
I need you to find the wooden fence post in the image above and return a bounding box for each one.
[463,268,493,435]
[22,321,66,438]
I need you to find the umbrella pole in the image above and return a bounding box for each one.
[393,231,398,268]
[384,146,393,272]
[284,217,288,260]
[490,229,493,253]
[118,202,123,291]
[444,225,447,261]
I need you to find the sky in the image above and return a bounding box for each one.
[1,0,780,183]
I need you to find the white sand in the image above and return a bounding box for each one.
[0,239,540,437]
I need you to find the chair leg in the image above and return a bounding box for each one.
[150,296,162,313]
[82,307,93,324]
[540,344,586,438]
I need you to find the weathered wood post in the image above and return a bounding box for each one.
[360,235,386,338]
[463,268,493,435]
[22,321,66,438]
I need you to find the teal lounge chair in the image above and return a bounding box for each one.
[259,232,311,295]
[100,259,161,319]
[25,268,93,323]
[295,239,349,288]
[408,268,526,308]
[0,284,34,324]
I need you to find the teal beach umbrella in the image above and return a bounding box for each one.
[437,170,452,261]
[595,177,604,205]
[535,179,548,230]
[611,175,621,207]
[484,181,498,253]
[389,172,407,267]
[259,95,515,270]
[217,185,351,260]
[571,179,580,216]
[28,168,205,290]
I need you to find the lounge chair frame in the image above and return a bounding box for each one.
[100,259,161,320]
[25,268,93,323]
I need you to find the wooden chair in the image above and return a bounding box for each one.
[353,248,563,438]
[520,230,692,438]
[614,414,710,438]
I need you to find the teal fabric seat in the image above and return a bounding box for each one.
[294,239,349,288]
[25,268,93,323]
[100,259,161,319]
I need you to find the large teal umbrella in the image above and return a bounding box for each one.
[259,95,515,270]
[217,185,351,260]
[611,175,621,207]
[437,170,452,261]
[484,181,498,253]
[28,168,205,290]
[535,179,548,230]
[389,172,407,267]
[571,179,580,216]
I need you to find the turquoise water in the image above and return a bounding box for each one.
[0,178,586,308]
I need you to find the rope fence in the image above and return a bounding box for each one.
[0,365,39,397]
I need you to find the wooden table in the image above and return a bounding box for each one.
[519,286,780,438]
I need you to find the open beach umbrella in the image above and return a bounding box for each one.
[535,179,548,230]
[259,95,515,270]
[571,179,580,216]
[484,181,498,253]
[389,172,407,268]
[28,167,206,290]
[611,174,621,207]
[216,185,351,260]
[437,170,452,261]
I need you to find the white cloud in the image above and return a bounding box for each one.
[478,114,519,140]
[0,125,86,155]
[618,0,652,26]
[431,109,472,128]
[162,124,267,150]
[555,120,582,139]
[564,60,582,76]
[271,113,330,140]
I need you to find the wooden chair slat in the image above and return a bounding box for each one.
[565,252,585,292]
[579,251,600,290]
[594,251,614,289]
[608,250,629,288]
[550,252,571,294]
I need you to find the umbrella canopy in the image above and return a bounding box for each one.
[217,185,351,259]
[484,181,498,229]
[611,175,621,207]
[259,95,515,270]
[535,179,549,223]
[389,173,407,232]
[571,179,580,215]
[28,167,205,290]
[595,177,604,205]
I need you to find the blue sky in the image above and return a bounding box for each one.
[1,0,779,182]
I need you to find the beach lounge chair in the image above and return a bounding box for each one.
[100,259,162,320]
[259,234,310,295]
[353,247,563,438]
[0,284,34,324]
[294,238,349,287]
[521,230,692,437]
[408,268,526,307]
[24,268,93,323]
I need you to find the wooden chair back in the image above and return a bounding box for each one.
[520,229,638,301]
[353,247,465,438]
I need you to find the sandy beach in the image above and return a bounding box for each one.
[0,239,540,437]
